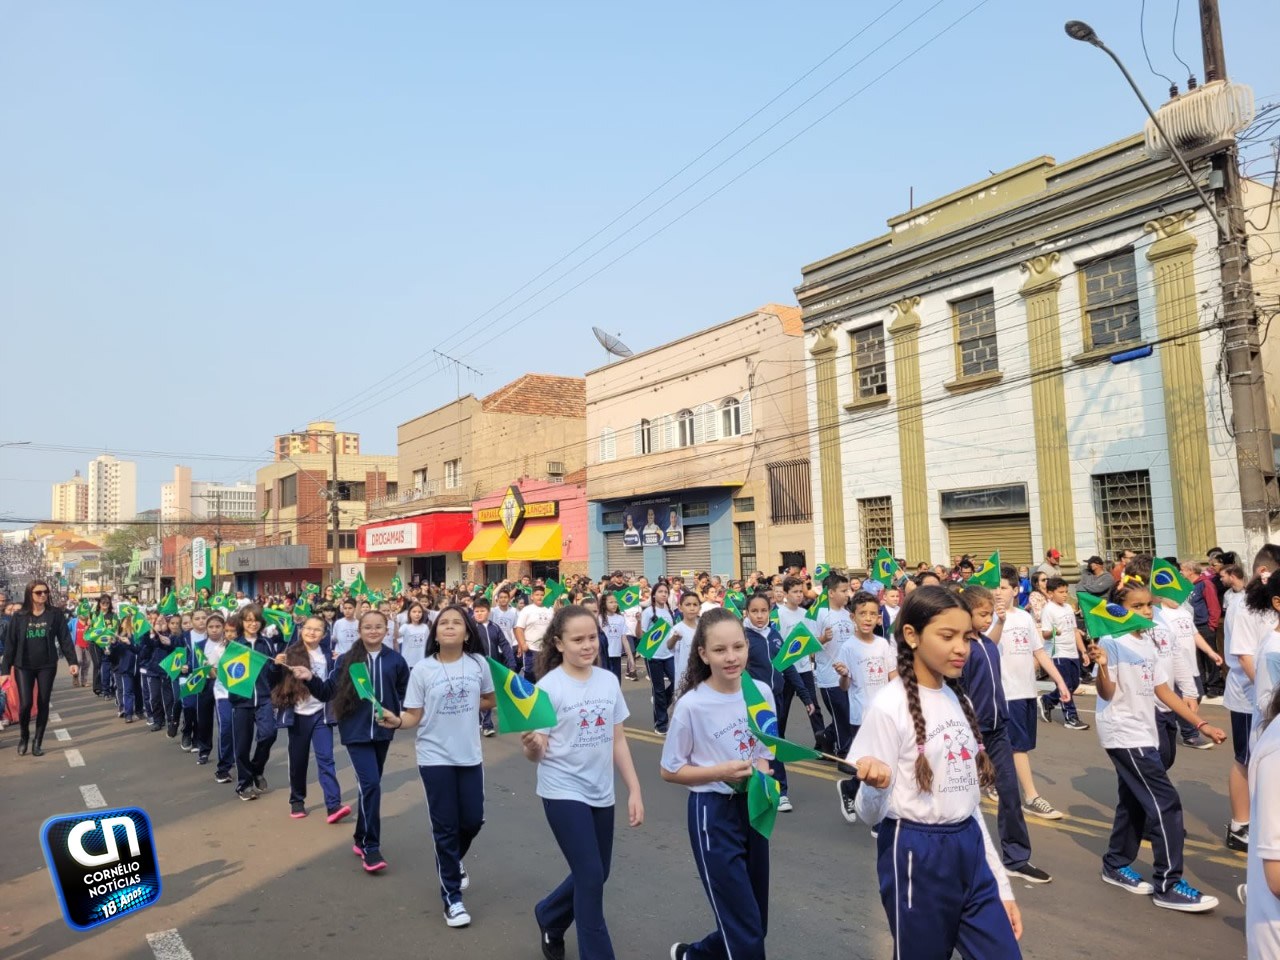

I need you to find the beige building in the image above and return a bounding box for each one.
[51,471,88,524]
[359,374,586,587]
[274,420,360,461]
[87,454,137,531]
[585,304,813,580]
[1244,177,1280,443]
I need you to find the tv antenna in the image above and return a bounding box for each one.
[432,350,483,398]
[592,327,634,365]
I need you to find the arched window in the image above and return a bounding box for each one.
[677,409,695,448]
[720,398,741,437]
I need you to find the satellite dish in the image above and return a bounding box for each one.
[592,327,634,360]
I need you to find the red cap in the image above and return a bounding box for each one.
[1048,549,1061,560]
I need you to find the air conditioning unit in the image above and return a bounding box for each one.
[1145,79,1254,159]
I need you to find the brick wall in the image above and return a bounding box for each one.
[296,470,327,568]
[365,470,387,508]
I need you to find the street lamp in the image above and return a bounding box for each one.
[1063,19,1228,240]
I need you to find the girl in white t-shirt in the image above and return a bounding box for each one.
[669,592,701,699]
[661,609,777,960]
[641,583,677,733]
[272,615,349,823]
[522,606,643,960]
[1246,681,1280,958]
[1088,582,1226,913]
[397,602,430,669]
[847,585,1020,959]
[384,605,495,929]
[598,592,630,681]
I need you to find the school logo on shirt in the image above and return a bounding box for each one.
[434,669,474,717]
[1005,626,1032,654]
[563,696,615,749]
[929,720,979,795]
[40,807,162,931]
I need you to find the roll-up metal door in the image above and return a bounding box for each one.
[665,524,713,576]
[605,531,639,577]
[944,515,1033,569]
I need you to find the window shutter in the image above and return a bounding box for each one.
[740,392,753,434]
[663,415,675,451]
[633,422,643,456]
[599,428,617,463]
[699,403,718,442]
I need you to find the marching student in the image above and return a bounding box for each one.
[833,589,897,824]
[599,591,629,681]
[775,577,825,747]
[669,591,702,695]
[662,608,775,960]
[192,613,226,765]
[107,617,140,723]
[641,582,677,734]
[743,590,813,814]
[203,613,236,784]
[272,615,349,823]
[1227,562,1276,852]
[397,602,430,669]
[879,586,902,638]
[515,585,554,682]
[1246,683,1280,957]
[523,605,643,960]
[1089,580,1227,911]
[331,599,360,659]
[293,610,410,873]
[177,608,210,752]
[490,588,520,658]
[381,605,496,928]
[141,613,177,734]
[993,565,1073,821]
[847,586,1022,958]
[229,605,285,801]
[813,576,856,759]
[959,585,1051,884]
[91,594,117,698]
[473,597,515,737]
[1037,577,1090,731]
[621,587,647,682]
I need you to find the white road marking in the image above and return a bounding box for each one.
[65,749,85,768]
[146,929,195,960]
[79,784,107,809]
[54,728,71,741]
[48,712,62,722]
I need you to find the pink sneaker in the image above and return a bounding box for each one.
[290,802,307,819]
[352,844,364,857]
[362,853,387,873]
[327,805,352,825]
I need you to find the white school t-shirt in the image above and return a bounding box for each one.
[516,604,555,653]
[403,654,494,767]
[846,678,1012,901]
[602,613,627,658]
[640,607,676,660]
[203,639,229,700]
[813,607,854,688]
[1040,601,1078,660]
[294,646,329,717]
[535,666,630,806]
[660,681,778,795]
[1145,625,1190,715]
[841,635,895,726]
[998,607,1043,701]
[1095,632,1168,750]
[490,605,519,645]
[1227,603,1277,714]
[776,605,814,674]
[672,621,697,689]
[1246,716,1280,959]
[1251,634,1280,738]
[398,622,429,668]
[331,618,361,657]
[1154,604,1200,684]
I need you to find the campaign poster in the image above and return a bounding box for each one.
[622,499,683,548]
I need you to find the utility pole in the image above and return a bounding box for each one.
[1199,0,1277,556]
[329,431,341,587]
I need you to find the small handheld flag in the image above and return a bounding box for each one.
[157,593,179,616]
[746,768,782,839]
[85,622,114,650]
[178,585,193,600]
[635,618,673,659]
[75,598,92,619]
[261,606,295,641]
[332,579,345,596]
[966,551,1000,589]
[348,662,384,721]
[216,641,270,697]
[804,591,829,622]
[179,670,208,697]
[769,606,780,633]
[390,574,403,596]
[350,573,369,598]
[772,623,821,671]
[742,676,822,762]
[486,656,557,732]
[873,548,903,588]
[1149,558,1192,605]
[614,585,642,612]
[294,597,313,617]
[483,583,495,601]
[1078,591,1156,639]
[303,580,321,596]
[723,592,745,620]
[813,563,831,584]
[131,613,151,641]
[541,579,567,608]
[159,648,187,680]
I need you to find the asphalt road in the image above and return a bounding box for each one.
[0,674,1251,960]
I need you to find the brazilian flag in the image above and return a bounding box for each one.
[390,574,403,596]
[873,548,903,588]
[303,581,320,596]
[804,591,829,622]
[159,648,187,679]
[85,622,114,650]
[814,563,831,583]
[486,656,557,732]
[614,585,642,612]
[179,669,209,697]
[75,598,92,619]
[349,662,384,721]
[966,551,1001,589]
[178,585,193,600]
[157,593,179,616]
[118,601,138,622]
[484,583,495,602]
[350,573,369,598]
[540,578,567,609]
[1149,558,1192,605]
[294,596,313,617]
[331,579,345,596]
[724,590,747,618]
[217,641,269,697]
[732,767,781,839]
[635,618,673,659]
[771,623,821,671]
[1078,591,1156,639]
[262,606,295,641]
[742,675,821,762]
[131,612,151,641]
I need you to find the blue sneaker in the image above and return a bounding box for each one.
[1153,880,1218,912]
[1101,865,1154,895]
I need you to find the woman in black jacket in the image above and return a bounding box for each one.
[0,580,78,755]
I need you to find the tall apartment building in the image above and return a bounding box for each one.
[161,465,258,525]
[87,455,137,530]
[274,421,360,461]
[51,470,89,523]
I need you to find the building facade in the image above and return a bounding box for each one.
[51,471,89,524]
[356,374,587,588]
[87,455,137,531]
[462,475,588,584]
[585,304,813,580]
[795,135,1250,576]
[273,420,360,461]
[161,465,257,525]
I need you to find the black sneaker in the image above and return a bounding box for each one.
[149,722,163,732]
[180,735,193,752]
[670,945,689,960]
[1182,734,1214,750]
[837,779,858,824]
[214,771,233,784]
[539,927,566,960]
[1037,698,1051,723]
[166,726,178,739]
[196,754,209,765]
[254,775,269,793]
[236,786,258,801]
[1062,717,1091,731]
[1007,862,1052,884]
[1226,824,1249,851]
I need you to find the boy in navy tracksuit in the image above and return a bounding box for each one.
[744,594,813,809]
[472,600,515,736]
[229,611,285,801]
[960,586,1050,884]
[108,631,140,723]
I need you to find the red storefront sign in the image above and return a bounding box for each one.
[357,513,472,558]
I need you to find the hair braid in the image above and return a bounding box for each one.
[898,644,934,793]
[947,678,996,788]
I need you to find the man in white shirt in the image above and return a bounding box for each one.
[515,586,554,681]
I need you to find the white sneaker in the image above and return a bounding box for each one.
[460,862,470,891]
[1022,795,1063,820]
[777,795,793,813]
[445,901,471,927]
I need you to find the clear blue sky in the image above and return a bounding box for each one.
[2,0,1277,523]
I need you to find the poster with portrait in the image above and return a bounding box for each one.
[621,498,683,548]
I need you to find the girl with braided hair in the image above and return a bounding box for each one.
[847,585,1021,959]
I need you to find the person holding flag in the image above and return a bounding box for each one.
[224,605,285,801]
[640,582,677,734]
[661,608,777,960]
[289,610,410,873]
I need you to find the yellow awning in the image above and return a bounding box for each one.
[462,525,510,562]
[507,523,562,562]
